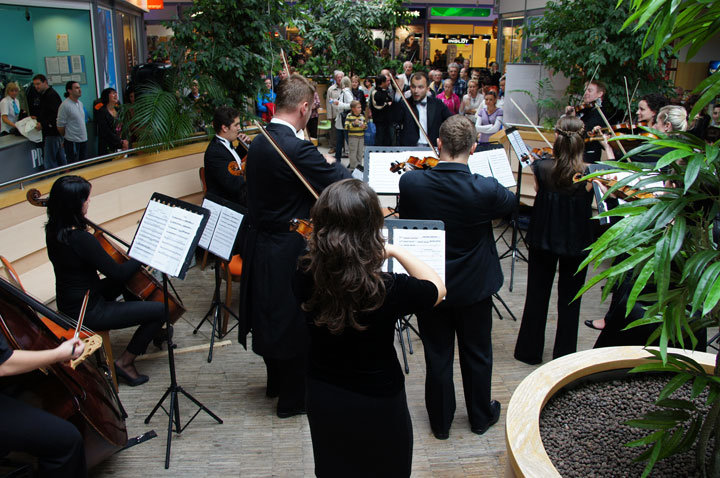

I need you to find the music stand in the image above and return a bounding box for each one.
[192,193,245,362]
[496,126,533,292]
[128,193,223,469]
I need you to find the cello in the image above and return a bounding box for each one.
[26,188,186,325]
[0,276,127,468]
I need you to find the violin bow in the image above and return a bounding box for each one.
[280,49,312,142]
[388,75,439,157]
[71,290,90,355]
[595,105,628,157]
[508,98,554,149]
[252,119,319,200]
[623,77,633,128]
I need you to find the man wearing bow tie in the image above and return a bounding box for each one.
[393,71,452,147]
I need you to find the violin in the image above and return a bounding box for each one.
[572,173,654,201]
[390,156,439,174]
[26,189,186,325]
[571,100,597,114]
[0,277,127,468]
[289,218,313,239]
[227,137,250,178]
[531,147,553,161]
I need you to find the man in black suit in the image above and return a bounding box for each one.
[564,80,615,163]
[393,71,452,148]
[398,115,515,439]
[238,74,350,418]
[203,106,250,208]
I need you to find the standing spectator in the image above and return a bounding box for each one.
[460,80,484,124]
[685,94,711,140]
[308,82,321,139]
[326,70,344,155]
[438,79,461,115]
[95,88,128,155]
[448,63,466,98]
[370,74,394,147]
[257,77,277,122]
[31,74,66,169]
[273,69,288,90]
[0,82,22,135]
[428,70,443,98]
[462,58,470,71]
[475,90,503,143]
[489,62,502,87]
[397,61,414,87]
[350,75,366,115]
[360,78,372,99]
[498,75,506,108]
[460,67,470,84]
[331,76,354,163]
[57,81,88,163]
[344,100,367,171]
[711,103,720,127]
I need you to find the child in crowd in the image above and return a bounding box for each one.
[344,100,367,171]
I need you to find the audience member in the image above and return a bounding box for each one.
[475,90,503,143]
[0,82,22,135]
[326,70,344,155]
[32,74,66,168]
[344,100,367,171]
[257,77,277,122]
[438,79,461,115]
[57,81,88,163]
[460,79,484,124]
[448,63,467,98]
[331,76,354,162]
[95,87,128,155]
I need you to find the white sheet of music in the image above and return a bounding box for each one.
[129,200,204,277]
[391,229,445,284]
[208,208,244,261]
[381,228,389,272]
[506,130,532,167]
[367,151,435,194]
[468,152,492,177]
[486,148,516,188]
[198,198,222,250]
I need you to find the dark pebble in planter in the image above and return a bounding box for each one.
[540,371,713,477]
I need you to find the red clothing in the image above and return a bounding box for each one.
[439,92,460,115]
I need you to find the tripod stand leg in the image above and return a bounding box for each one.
[396,320,410,374]
[492,300,504,320]
[493,293,517,321]
[145,386,171,424]
[406,323,413,354]
[178,387,224,424]
[164,390,177,469]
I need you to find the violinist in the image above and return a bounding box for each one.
[398,115,515,439]
[203,106,250,208]
[636,93,668,125]
[564,80,612,163]
[0,333,87,477]
[238,74,350,419]
[45,176,165,386]
[514,116,595,365]
[393,71,452,147]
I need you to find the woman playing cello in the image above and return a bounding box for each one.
[45,176,164,386]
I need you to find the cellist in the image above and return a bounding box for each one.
[45,175,165,386]
[0,333,87,477]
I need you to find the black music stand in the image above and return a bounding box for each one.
[128,193,222,469]
[192,194,245,362]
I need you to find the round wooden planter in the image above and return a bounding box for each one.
[505,346,717,478]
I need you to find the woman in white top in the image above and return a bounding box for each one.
[459,80,484,125]
[332,76,354,162]
[0,82,21,135]
[475,90,504,143]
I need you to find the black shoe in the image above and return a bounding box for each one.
[584,319,604,331]
[471,400,501,435]
[276,407,306,419]
[114,363,149,387]
[514,354,542,365]
[432,429,449,440]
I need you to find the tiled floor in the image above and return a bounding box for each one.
[90,224,610,477]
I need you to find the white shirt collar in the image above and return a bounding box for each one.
[271,118,305,140]
[415,95,428,146]
[216,135,241,164]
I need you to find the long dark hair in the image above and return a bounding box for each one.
[100,88,116,106]
[300,179,386,334]
[46,175,91,244]
[552,116,586,187]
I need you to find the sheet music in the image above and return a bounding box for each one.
[506,129,532,167]
[198,198,223,249]
[208,208,244,260]
[391,229,445,284]
[129,199,205,277]
[367,151,434,194]
[381,228,389,272]
[486,148,516,187]
[468,152,492,177]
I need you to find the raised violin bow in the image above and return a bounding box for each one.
[508,98,554,149]
[279,50,312,141]
[252,119,319,200]
[388,75,439,157]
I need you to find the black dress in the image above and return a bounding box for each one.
[514,159,595,364]
[46,228,164,356]
[295,271,438,478]
[95,106,123,155]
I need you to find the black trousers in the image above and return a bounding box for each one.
[374,121,393,147]
[83,279,165,356]
[263,356,306,411]
[306,378,412,478]
[514,248,588,364]
[0,394,87,477]
[417,296,494,433]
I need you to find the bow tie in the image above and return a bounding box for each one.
[416,99,427,106]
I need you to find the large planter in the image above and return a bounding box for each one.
[505,346,717,478]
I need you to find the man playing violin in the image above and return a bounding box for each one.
[203,106,251,208]
[238,74,350,419]
[564,80,613,163]
[393,71,452,148]
[398,115,515,440]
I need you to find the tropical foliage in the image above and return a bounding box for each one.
[575,1,720,475]
[524,0,674,115]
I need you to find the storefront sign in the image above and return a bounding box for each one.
[147,0,164,9]
[442,37,474,45]
[431,7,491,18]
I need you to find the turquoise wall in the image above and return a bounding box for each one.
[0,4,98,114]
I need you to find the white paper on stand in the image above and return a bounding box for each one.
[391,228,445,284]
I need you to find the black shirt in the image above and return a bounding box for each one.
[296,272,438,397]
[46,228,141,319]
[527,159,595,256]
[35,87,62,137]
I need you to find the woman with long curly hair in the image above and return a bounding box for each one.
[295,178,445,477]
[514,116,595,365]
